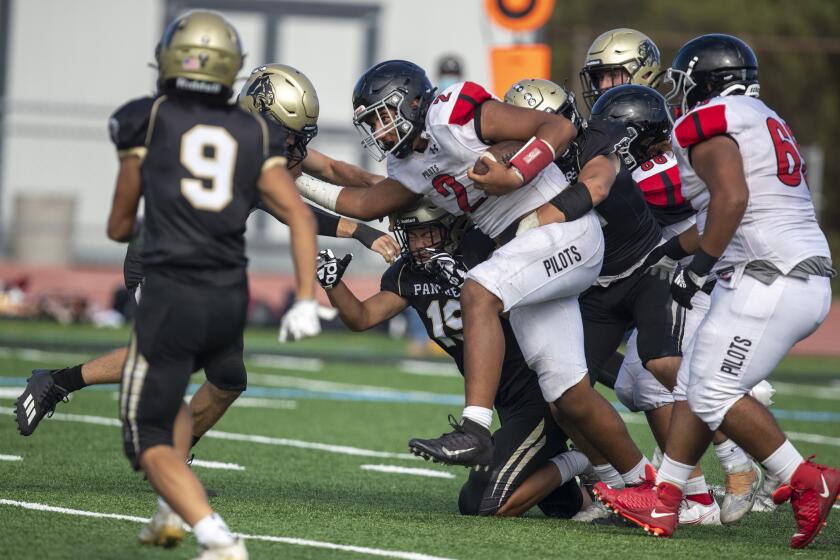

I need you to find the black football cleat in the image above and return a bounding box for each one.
[409,415,494,467]
[15,369,69,436]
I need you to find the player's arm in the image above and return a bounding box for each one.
[296,174,422,221]
[107,156,142,242]
[303,148,384,188]
[671,136,748,308]
[536,153,619,225]
[468,99,578,195]
[328,284,407,331]
[258,164,317,301]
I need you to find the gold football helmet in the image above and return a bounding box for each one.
[579,28,661,108]
[393,199,468,268]
[504,78,583,131]
[156,10,244,94]
[239,64,320,164]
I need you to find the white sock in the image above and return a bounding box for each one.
[685,475,708,496]
[655,454,693,491]
[193,513,235,548]
[714,439,750,471]
[761,440,802,485]
[621,456,652,486]
[593,463,625,488]
[550,450,591,485]
[462,406,493,430]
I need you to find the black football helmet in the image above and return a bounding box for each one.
[665,34,759,117]
[590,84,671,171]
[352,60,436,161]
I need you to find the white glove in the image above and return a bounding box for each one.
[278,299,336,343]
[422,251,467,289]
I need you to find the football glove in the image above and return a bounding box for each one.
[317,249,352,290]
[278,299,336,342]
[670,265,706,310]
[423,251,467,289]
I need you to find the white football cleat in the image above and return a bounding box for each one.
[721,460,763,524]
[194,538,248,560]
[751,472,781,513]
[570,500,612,522]
[679,492,721,526]
[138,503,186,548]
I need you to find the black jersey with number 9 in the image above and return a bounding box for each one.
[109,94,289,286]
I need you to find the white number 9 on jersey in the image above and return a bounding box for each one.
[180,125,238,212]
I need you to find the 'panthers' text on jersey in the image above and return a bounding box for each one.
[380,263,543,416]
[109,95,289,285]
[672,95,830,274]
[387,81,570,238]
[631,151,695,228]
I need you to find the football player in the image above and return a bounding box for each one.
[582,28,770,520]
[317,200,588,518]
[15,64,399,441]
[105,10,323,558]
[503,79,719,526]
[298,60,654,491]
[594,34,838,548]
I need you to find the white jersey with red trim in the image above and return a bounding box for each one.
[671,95,829,274]
[387,81,570,238]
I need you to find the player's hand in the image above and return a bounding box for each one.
[317,249,352,290]
[670,264,705,310]
[278,299,334,342]
[647,245,680,282]
[371,234,400,263]
[423,251,467,289]
[467,156,524,196]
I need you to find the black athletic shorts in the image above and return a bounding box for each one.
[458,404,583,517]
[581,262,685,388]
[120,270,248,470]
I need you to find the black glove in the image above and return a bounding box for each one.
[317,249,352,290]
[670,248,717,309]
[423,251,467,289]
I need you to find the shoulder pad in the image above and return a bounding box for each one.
[673,102,728,149]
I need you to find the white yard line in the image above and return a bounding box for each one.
[0,347,92,363]
[0,388,23,399]
[0,454,23,461]
[232,397,297,410]
[786,432,840,447]
[771,382,840,400]
[247,372,460,402]
[0,498,454,560]
[360,464,455,479]
[0,406,418,460]
[249,354,324,372]
[190,459,245,471]
[399,360,459,377]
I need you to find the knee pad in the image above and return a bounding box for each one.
[686,379,741,431]
[632,370,674,412]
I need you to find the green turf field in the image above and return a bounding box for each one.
[0,319,838,559]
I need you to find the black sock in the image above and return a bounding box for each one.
[51,364,86,393]
[191,435,201,448]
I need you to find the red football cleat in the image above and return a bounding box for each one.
[594,464,683,537]
[772,456,840,549]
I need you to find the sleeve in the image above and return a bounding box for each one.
[673,100,746,149]
[108,97,155,159]
[577,120,624,166]
[379,261,406,296]
[254,198,341,237]
[447,81,494,126]
[261,120,291,172]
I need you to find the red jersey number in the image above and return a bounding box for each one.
[432,174,486,212]
[766,117,804,187]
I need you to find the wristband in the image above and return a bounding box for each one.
[549,182,593,221]
[688,247,718,277]
[663,235,690,261]
[352,223,384,249]
[509,137,556,185]
[295,174,342,211]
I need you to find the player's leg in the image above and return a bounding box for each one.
[190,334,246,443]
[16,346,128,435]
[410,214,605,466]
[692,275,837,547]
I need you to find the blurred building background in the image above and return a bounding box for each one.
[0,0,836,274]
